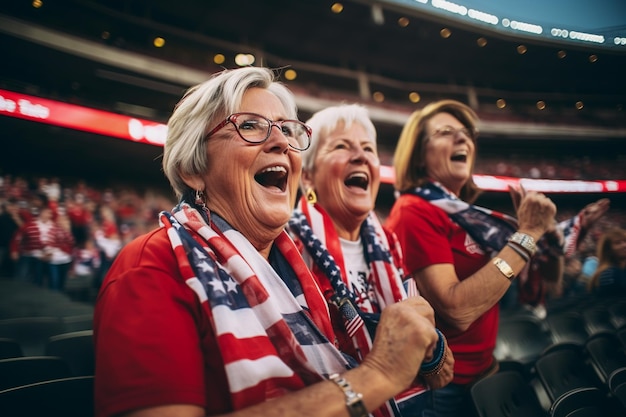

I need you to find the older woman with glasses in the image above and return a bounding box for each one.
[289,104,454,417]
[384,99,569,417]
[93,67,441,417]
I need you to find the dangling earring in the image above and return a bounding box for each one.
[195,189,207,211]
[306,188,317,204]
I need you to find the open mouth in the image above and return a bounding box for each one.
[254,166,288,192]
[451,151,468,163]
[344,172,369,190]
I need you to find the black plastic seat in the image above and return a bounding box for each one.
[583,306,616,336]
[45,330,94,376]
[546,311,589,345]
[549,386,619,417]
[61,314,93,332]
[0,338,22,360]
[0,375,94,417]
[534,344,602,404]
[494,317,554,366]
[585,331,626,384]
[0,356,72,391]
[470,370,546,417]
[0,317,65,356]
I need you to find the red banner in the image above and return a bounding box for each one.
[2,88,625,193]
[0,89,166,146]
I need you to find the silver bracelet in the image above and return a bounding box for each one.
[329,374,368,417]
[506,242,530,263]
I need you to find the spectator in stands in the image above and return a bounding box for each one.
[10,205,56,286]
[289,104,454,416]
[385,99,572,417]
[46,212,75,291]
[93,66,440,417]
[588,227,626,295]
[0,198,23,278]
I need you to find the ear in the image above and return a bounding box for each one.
[301,169,314,191]
[181,173,204,191]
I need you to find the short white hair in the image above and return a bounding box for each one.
[302,103,376,173]
[162,67,298,199]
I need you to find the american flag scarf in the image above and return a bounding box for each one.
[289,197,426,417]
[406,181,582,260]
[159,201,352,411]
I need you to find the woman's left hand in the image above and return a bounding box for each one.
[421,344,454,389]
[580,198,610,230]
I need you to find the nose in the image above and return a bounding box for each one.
[266,123,290,152]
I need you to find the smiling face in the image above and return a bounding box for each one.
[423,112,475,196]
[200,87,303,255]
[303,121,380,240]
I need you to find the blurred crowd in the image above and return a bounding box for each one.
[0,171,623,307]
[0,174,176,301]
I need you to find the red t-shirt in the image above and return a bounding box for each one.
[385,194,498,385]
[93,227,231,417]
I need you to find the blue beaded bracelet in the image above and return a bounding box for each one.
[420,328,445,373]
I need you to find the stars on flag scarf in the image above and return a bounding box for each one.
[159,201,350,410]
[407,181,582,258]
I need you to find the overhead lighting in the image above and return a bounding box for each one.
[516,45,528,54]
[371,4,384,25]
[284,69,297,81]
[331,3,343,14]
[213,54,225,65]
[575,101,584,110]
[398,17,410,28]
[373,92,385,102]
[235,53,255,66]
[32,0,43,8]
[153,37,165,48]
[557,50,567,59]
[536,101,546,110]
[409,92,421,103]
[477,37,487,47]
[496,99,506,109]
[440,28,452,39]
[589,54,598,63]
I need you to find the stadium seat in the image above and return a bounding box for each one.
[582,306,616,336]
[45,330,94,376]
[548,387,618,417]
[534,344,602,404]
[470,370,546,417]
[494,316,553,366]
[609,302,626,329]
[0,375,94,417]
[546,311,589,345]
[0,338,22,360]
[585,331,626,384]
[0,356,72,391]
[61,314,94,332]
[0,317,65,356]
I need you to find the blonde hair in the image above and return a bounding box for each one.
[393,99,481,203]
[588,227,626,291]
[162,67,298,199]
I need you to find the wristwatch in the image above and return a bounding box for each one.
[329,374,368,417]
[508,232,537,256]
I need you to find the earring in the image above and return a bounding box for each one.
[306,188,317,204]
[195,189,207,209]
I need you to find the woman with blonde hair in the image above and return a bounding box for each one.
[588,227,626,295]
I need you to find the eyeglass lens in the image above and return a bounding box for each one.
[434,126,476,140]
[233,113,309,150]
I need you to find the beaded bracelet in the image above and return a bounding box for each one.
[419,328,446,375]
